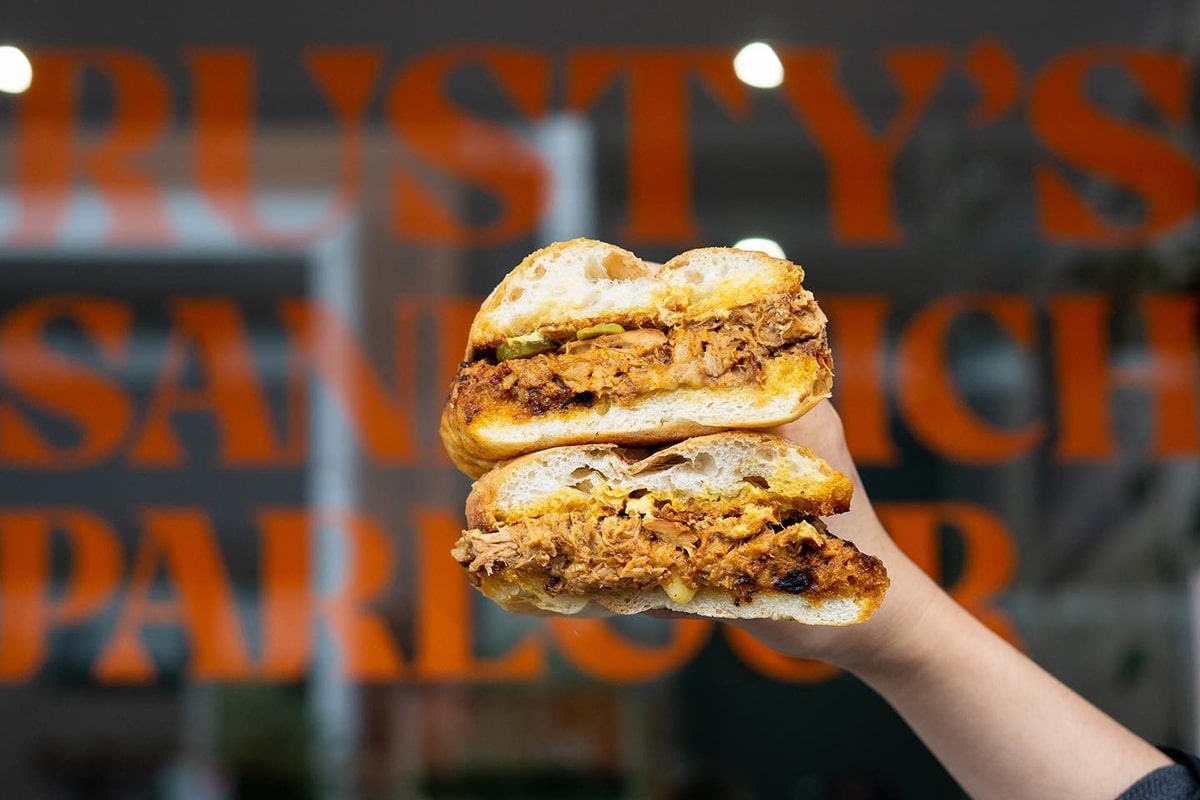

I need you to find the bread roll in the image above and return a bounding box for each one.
[454,433,888,625]
[441,239,833,478]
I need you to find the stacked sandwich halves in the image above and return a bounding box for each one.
[439,239,888,624]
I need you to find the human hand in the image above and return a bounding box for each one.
[662,402,1174,799]
[765,407,1172,799]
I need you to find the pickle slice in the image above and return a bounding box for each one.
[576,323,626,340]
[496,332,553,361]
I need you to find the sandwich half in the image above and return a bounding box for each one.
[440,239,833,478]
[452,432,889,624]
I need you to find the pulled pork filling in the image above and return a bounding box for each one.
[452,509,888,606]
[451,293,830,422]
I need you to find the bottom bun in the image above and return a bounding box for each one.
[479,579,877,626]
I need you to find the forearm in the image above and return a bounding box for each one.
[841,568,1170,800]
[757,405,1169,798]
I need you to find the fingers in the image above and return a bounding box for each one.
[770,400,857,479]
[773,399,842,444]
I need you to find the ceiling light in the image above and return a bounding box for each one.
[733,237,785,259]
[733,42,784,89]
[0,46,32,94]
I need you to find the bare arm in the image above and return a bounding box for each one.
[849,586,1170,800]
[737,402,1170,800]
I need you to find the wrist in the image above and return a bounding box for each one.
[824,555,951,679]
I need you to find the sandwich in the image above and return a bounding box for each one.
[452,432,889,624]
[440,238,833,478]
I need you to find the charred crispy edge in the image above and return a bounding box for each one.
[469,287,818,356]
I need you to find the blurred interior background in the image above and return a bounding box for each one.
[0,1,1198,797]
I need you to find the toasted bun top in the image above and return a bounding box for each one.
[466,431,852,529]
[467,239,807,352]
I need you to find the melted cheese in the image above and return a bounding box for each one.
[663,574,697,604]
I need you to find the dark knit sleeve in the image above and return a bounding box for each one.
[1116,749,1200,800]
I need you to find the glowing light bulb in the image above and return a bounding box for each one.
[0,46,32,94]
[733,42,784,89]
[733,237,785,259]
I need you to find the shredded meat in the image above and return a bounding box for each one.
[451,293,830,422]
[451,511,888,606]
[561,328,667,356]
